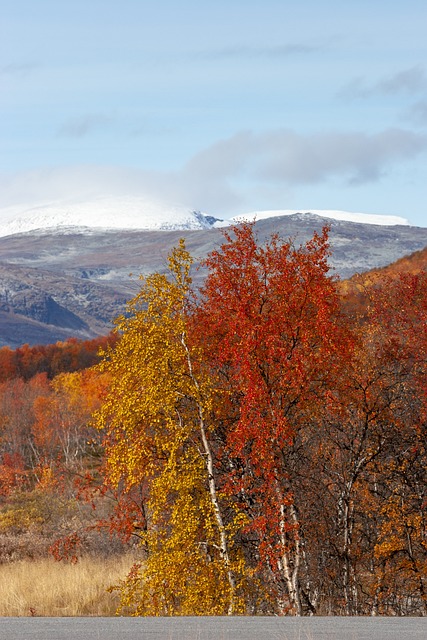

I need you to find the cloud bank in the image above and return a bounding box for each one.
[1,127,426,215]
[170,128,427,210]
[341,65,427,99]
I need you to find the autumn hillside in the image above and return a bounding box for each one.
[0,225,427,617]
[338,244,427,319]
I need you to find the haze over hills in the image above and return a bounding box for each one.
[0,196,425,348]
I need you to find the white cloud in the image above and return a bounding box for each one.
[177,127,427,190]
[340,65,427,99]
[1,127,426,216]
[377,66,427,95]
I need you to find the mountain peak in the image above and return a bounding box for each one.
[231,209,410,227]
[0,195,221,238]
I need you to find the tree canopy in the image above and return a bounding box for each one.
[1,222,426,616]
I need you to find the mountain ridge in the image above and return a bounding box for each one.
[0,196,220,238]
[0,196,411,238]
[0,209,426,348]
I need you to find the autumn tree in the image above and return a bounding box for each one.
[194,222,353,615]
[35,222,425,616]
[363,273,427,615]
[0,335,116,383]
[0,373,51,473]
[31,369,109,469]
[309,269,427,615]
[94,240,247,615]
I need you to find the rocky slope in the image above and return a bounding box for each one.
[0,211,426,348]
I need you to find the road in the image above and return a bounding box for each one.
[0,615,426,640]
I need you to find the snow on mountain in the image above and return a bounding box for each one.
[231,209,410,227]
[0,195,219,238]
[0,196,411,239]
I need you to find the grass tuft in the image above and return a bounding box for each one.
[0,554,136,616]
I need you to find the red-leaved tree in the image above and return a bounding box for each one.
[194,222,353,614]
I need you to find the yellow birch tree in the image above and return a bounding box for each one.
[94,240,247,615]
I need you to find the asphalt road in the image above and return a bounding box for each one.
[0,616,426,640]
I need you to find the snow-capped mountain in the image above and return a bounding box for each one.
[0,195,411,239]
[0,204,426,349]
[231,209,409,227]
[0,194,420,350]
[0,195,219,238]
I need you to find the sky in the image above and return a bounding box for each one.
[1,0,427,226]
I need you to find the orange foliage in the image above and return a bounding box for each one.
[0,333,116,383]
[1,230,427,615]
[0,453,26,497]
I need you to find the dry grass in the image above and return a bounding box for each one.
[0,553,136,616]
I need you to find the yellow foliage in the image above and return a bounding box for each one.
[93,240,249,615]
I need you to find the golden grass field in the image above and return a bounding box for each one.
[0,554,135,616]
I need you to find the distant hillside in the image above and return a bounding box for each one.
[0,211,426,347]
[0,196,409,237]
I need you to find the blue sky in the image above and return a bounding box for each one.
[1,0,427,226]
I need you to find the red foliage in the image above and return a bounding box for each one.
[49,532,82,564]
[0,452,26,497]
[0,333,117,383]
[193,222,354,613]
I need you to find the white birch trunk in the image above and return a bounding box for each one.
[181,333,237,614]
